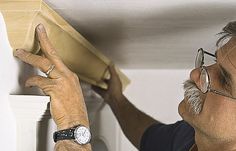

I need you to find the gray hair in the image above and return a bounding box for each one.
[184,80,203,114]
[217,21,236,46]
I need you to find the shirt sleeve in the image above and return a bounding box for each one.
[140,120,195,151]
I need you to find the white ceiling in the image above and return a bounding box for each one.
[44,0,236,69]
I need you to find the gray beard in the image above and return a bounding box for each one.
[183,79,203,114]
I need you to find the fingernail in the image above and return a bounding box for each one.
[37,23,45,33]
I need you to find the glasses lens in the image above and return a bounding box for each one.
[195,49,204,68]
[200,67,209,93]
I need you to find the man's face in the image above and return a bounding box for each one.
[178,37,236,140]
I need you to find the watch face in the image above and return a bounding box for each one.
[74,126,91,145]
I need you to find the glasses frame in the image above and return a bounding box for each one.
[195,48,236,99]
[195,48,215,68]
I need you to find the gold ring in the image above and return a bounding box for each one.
[45,64,55,76]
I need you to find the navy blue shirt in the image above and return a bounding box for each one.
[140,120,195,151]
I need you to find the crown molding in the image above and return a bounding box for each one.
[0,0,130,89]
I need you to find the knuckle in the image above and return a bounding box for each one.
[55,78,66,87]
[29,76,38,82]
[56,72,79,86]
[37,58,47,66]
[40,32,48,41]
[41,57,50,64]
[24,51,33,60]
[43,82,56,92]
[34,77,42,84]
[47,47,57,56]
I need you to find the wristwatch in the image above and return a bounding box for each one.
[53,125,91,145]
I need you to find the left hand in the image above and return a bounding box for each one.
[14,24,89,130]
[92,64,123,105]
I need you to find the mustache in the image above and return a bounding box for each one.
[183,79,203,114]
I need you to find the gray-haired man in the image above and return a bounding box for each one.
[93,21,236,151]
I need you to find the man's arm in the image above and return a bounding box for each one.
[109,92,159,149]
[93,65,160,149]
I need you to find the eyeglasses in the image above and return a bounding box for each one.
[195,48,236,99]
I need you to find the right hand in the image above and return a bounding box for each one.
[92,65,123,104]
[14,24,89,130]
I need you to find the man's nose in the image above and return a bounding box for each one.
[190,67,201,88]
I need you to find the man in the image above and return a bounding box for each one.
[93,21,236,151]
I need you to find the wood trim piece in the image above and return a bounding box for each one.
[0,0,130,89]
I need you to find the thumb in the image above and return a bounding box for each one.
[108,64,118,77]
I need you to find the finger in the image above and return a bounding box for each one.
[14,49,60,78]
[108,64,118,78]
[92,85,106,97]
[14,49,50,71]
[25,75,56,95]
[36,24,68,71]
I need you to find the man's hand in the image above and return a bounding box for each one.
[92,65,123,105]
[14,24,89,130]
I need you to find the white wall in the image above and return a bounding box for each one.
[117,69,191,150]
[0,12,17,151]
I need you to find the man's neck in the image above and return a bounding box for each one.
[194,131,236,151]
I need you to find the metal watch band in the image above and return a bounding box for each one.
[53,127,75,142]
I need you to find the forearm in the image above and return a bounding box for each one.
[108,94,160,149]
[55,140,91,151]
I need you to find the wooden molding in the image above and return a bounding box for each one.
[0,0,130,89]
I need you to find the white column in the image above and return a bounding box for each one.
[9,95,51,151]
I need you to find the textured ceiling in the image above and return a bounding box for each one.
[44,0,236,69]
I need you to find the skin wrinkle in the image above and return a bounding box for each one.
[218,64,233,94]
[214,51,234,95]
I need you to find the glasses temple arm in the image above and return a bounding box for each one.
[203,51,216,57]
[209,89,236,100]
